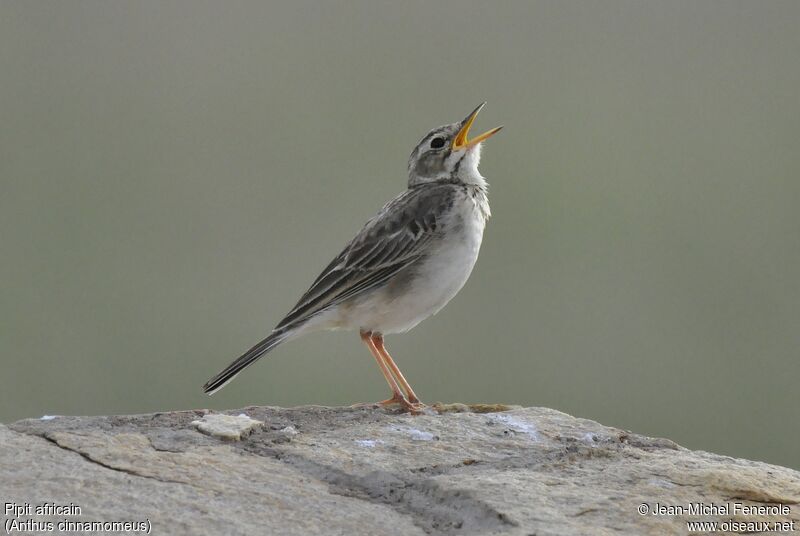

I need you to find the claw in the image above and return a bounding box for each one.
[350,393,408,409]
[400,400,427,415]
[352,397,426,414]
[378,394,408,407]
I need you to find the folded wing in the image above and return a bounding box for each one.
[274,184,456,331]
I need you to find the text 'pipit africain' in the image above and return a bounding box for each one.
[204,103,502,412]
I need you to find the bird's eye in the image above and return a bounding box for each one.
[430,137,445,149]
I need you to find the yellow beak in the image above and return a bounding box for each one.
[452,102,503,151]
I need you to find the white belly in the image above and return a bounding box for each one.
[341,203,486,334]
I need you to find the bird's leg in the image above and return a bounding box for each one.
[371,334,423,406]
[360,331,408,407]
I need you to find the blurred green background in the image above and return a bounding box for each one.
[1,1,798,469]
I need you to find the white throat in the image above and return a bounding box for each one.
[452,144,487,188]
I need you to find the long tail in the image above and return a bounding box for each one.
[203,329,292,395]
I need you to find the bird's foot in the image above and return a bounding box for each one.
[404,402,428,415]
[377,393,408,407]
[352,394,427,414]
[394,398,427,414]
[349,394,407,410]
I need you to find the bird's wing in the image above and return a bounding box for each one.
[274,183,457,331]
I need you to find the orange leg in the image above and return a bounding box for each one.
[360,331,408,407]
[371,333,423,405]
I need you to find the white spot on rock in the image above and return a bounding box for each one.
[649,478,677,489]
[489,414,540,441]
[390,425,436,441]
[582,433,598,445]
[40,415,57,421]
[355,439,384,448]
[191,413,264,441]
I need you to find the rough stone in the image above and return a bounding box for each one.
[190,413,264,441]
[2,405,798,535]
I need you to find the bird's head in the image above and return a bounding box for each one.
[407,102,502,188]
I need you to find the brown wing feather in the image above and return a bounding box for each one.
[273,183,457,331]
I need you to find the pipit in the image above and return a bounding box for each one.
[204,103,502,412]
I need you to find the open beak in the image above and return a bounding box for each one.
[452,102,503,151]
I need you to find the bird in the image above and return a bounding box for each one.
[203,102,502,412]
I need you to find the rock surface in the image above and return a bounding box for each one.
[2,405,798,535]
